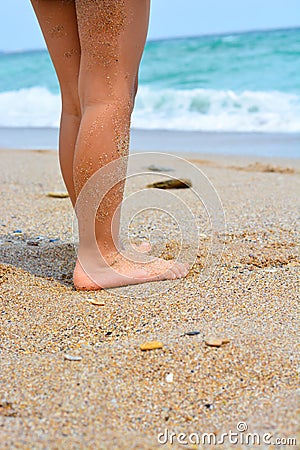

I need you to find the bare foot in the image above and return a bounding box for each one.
[73,250,188,290]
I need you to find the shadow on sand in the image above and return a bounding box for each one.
[0,235,76,287]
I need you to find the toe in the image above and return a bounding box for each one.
[173,261,189,277]
[156,268,176,281]
[168,264,183,279]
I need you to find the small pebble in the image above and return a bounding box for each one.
[64,354,82,361]
[140,341,163,351]
[166,373,174,383]
[204,403,214,409]
[184,331,201,336]
[0,400,17,417]
[27,241,39,246]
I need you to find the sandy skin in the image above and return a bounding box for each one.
[73,246,189,290]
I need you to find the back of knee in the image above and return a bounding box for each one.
[79,81,135,115]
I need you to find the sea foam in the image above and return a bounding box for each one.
[0,85,299,132]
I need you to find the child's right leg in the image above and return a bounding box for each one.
[73,0,188,289]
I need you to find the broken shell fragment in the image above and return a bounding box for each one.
[147,164,174,172]
[140,341,163,351]
[146,179,192,189]
[205,337,223,347]
[205,336,231,347]
[86,298,105,306]
[64,354,82,361]
[47,192,69,198]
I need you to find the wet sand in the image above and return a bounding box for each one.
[0,148,299,449]
[1,127,300,158]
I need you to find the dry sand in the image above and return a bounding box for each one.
[0,148,299,449]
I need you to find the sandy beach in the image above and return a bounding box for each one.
[0,147,299,449]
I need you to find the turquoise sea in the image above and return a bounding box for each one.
[0,27,299,132]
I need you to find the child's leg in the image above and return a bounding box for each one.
[30,0,81,206]
[73,0,188,289]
